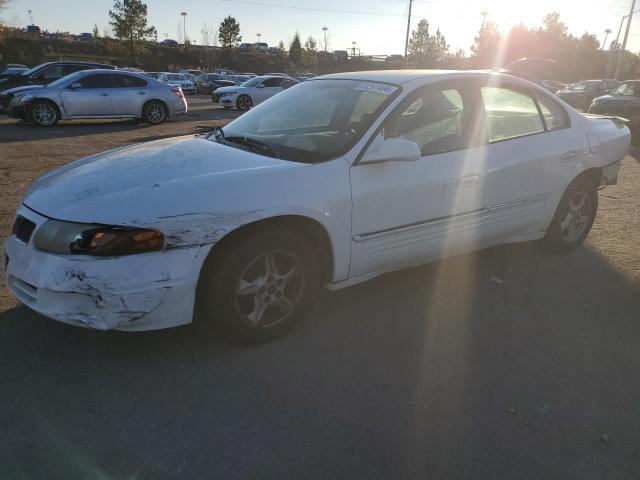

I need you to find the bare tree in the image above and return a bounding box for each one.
[201,22,213,46]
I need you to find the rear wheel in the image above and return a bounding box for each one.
[542,176,598,252]
[236,94,252,111]
[196,228,319,343]
[142,101,168,125]
[29,100,59,127]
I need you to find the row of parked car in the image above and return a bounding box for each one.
[0,60,319,125]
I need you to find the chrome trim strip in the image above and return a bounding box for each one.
[353,192,551,241]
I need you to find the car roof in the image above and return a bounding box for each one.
[316,69,511,85]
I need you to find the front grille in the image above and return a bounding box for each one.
[8,275,38,306]
[12,215,36,244]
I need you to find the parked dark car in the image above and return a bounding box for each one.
[195,73,236,94]
[0,61,115,92]
[589,80,640,131]
[556,79,619,111]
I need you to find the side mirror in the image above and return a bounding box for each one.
[69,83,82,89]
[360,137,421,164]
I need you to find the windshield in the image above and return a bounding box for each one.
[567,81,597,91]
[221,79,400,163]
[167,74,184,81]
[45,71,84,88]
[21,63,50,76]
[614,82,638,96]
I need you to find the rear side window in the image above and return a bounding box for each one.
[63,64,94,76]
[111,75,147,87]
[534,93,569,131]
[77,74,113,89]
[481,87,544,142]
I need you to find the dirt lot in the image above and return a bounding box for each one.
[1,97,640,479]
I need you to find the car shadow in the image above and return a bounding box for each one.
[1,241,639,479]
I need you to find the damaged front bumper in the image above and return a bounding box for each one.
[3,205,209,331]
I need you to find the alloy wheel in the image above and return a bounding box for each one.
[146,103,166,124]
[560,191,592,243]
[235,249,304,328]
[32,103,57,126]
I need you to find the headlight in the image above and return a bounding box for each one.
[12,93,32,102]
[221,92,237,97]
[34,220,164,256]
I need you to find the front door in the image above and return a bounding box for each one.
[349,82,481,278]
[61,73,113,116]
[253,78,284,104]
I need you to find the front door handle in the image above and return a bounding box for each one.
[458,173,482,188]
[561,151,577,162]
[99,92,110,97]
[137,91,147,95]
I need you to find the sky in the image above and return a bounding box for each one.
[4,0,640,56]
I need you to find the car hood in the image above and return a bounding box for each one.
[558,89,590,96]
[23,135,301,244]
[2,84,47,95]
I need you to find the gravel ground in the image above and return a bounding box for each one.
[1,97,639,479]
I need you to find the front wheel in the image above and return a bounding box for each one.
[236,94,252,111]
[196,228,319,343]
[542,176,598,253]
[29,100,59,126]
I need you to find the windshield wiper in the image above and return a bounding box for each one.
[224,136,281,159]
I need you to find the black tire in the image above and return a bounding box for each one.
[236,94,252,111]
[542,176,598,253]
[142,100,168,125]
[28,100,59,127]
[196,228,320,344]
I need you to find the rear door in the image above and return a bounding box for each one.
[61,73,113,116]
[109,74,149,116]
[439,81,580,243]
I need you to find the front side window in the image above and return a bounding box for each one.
[261,78,284,88]
[614,82,638,96]
[385,88,466,156]
[481,86,544,142]
[38,65,64,79]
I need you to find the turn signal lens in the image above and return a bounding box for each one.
[71,228,164,256]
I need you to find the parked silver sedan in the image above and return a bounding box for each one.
[6,69,188,126]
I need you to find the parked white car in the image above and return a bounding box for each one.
[157,72,196,95]
[212,75,299,110]
[4,71,629,343]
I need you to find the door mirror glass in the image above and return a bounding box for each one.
[360,137,421,164]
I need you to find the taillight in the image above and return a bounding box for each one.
[171,88,184,98]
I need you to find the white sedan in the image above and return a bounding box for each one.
[4,70,629,343]
[212,75,299,110]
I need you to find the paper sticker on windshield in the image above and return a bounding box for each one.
[354,83,398,95]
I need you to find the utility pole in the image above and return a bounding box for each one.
[614,0,637,79]
[27,9,34,25]
[322,26,328,52]
[404,0,413,64]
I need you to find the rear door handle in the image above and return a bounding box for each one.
[561,151,577,162]
[458,173,482,188]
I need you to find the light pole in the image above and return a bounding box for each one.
[351,41,357,57]
[322,26,328,52]
[481,10,489,29]
[614,0,637,79]
[602,28,612,51]
[257,32,261,42]
[180,11,187,44]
